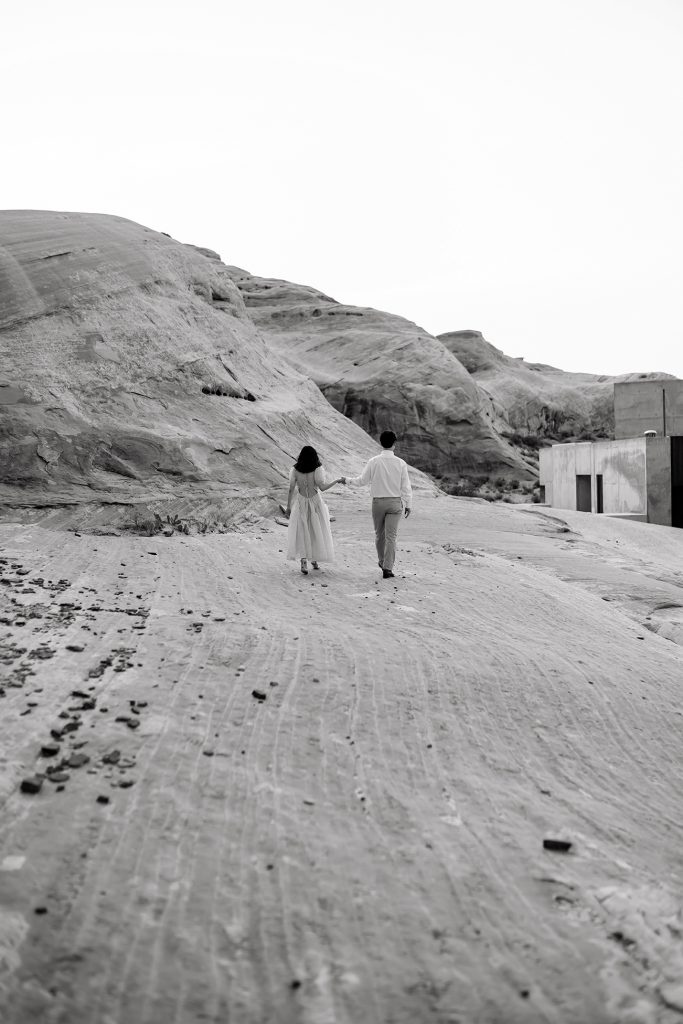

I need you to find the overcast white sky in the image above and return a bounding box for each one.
[4,0,682,376]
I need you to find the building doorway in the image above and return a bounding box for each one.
[576,475,591,512]
[673,437,683,528]
[596,474,604,514]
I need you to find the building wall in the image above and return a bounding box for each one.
[614,380,683,439]
[549,443,591,510]
[545,439,647,514]
[538,448,553,504]
[646,436,672,526]
[592,439,646,514]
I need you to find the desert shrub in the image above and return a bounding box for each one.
[509,478,520,489]
[493,476,506,489]
[128,508,161,536]
[124,510,228,537]
[445,479,478,498]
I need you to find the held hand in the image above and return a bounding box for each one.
[339,477,346,485]
[404,507,411,518]
[285,507,291,518]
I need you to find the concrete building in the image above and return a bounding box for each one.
[538,380,683,528]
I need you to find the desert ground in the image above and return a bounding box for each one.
[1,493,683,1024]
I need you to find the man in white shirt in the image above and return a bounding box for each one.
[342,430,413,579]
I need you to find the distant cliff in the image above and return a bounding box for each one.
[439,330,674,442]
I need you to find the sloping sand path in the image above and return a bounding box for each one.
[1,494,683,1024]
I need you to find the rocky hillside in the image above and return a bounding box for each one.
[0,211,407,528]
[440,330,674,441]
[225,270,533,485]
[4,211,670,519]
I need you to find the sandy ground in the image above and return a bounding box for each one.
[1,493,683,1024]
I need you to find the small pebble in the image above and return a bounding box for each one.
[20,776,43,795]
[543,838,572,853]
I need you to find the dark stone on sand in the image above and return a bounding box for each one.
[20,776,43,794]
[251,689,267,701]
[96,795,110,804]
[47,772,70,784]
[543,838,572,852]
[102,750,121,765]
[40,743,61,758]
[66,644,85,652]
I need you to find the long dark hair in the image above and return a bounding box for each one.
[294,445,322,474]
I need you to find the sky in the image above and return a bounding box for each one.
[4,0,683,376]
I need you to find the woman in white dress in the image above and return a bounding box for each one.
[285,446,344,574]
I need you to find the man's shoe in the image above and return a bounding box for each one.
[382,569,395,579]
[378,562,383,569]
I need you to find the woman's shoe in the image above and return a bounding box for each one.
[312,561,320,570]
[300,559,308,575]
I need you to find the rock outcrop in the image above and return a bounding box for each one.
[0,211,403,525]
[440,330,675,441]
[224,271,532,484]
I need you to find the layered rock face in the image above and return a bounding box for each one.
[0,212,391,523]
[225,271,532,484]
[440,330,674,440]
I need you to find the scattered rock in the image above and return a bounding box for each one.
[543,838,572,853]
[251,689,267,701]
[40,743,61,758]
[20,776,43,794]
[67,753,90,769]
[96,795,110,805]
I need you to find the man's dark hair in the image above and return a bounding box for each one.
[379,430,397,449]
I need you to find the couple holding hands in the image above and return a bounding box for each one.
[285,430,413,578]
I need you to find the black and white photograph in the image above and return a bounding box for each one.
[1,1,683,1021]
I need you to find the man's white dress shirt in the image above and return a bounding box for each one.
[348,450,413,507]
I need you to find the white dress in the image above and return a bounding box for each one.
[286,467,335,562]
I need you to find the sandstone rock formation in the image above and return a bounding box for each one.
[0,211,399,526]
[440,329,674,441]
[225,271,533,485]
